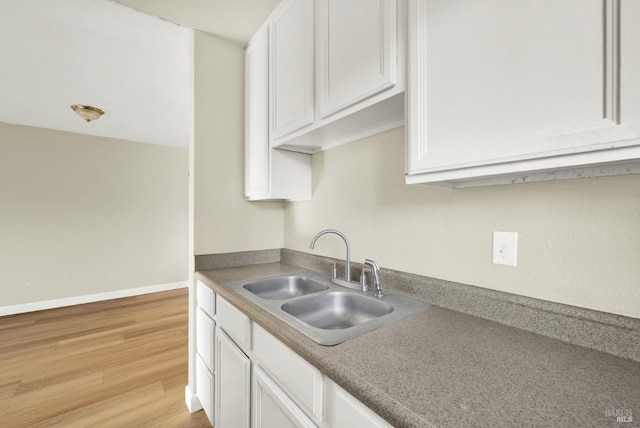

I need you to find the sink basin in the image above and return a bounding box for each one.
[281,291,393,330]
[229,271,429,345]
[243,274,329,300]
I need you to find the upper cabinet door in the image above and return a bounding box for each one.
[316,0,397,119]
[246,23,312,201]
[245,25,271,199]
[406,0,640,187]
[270,0,315,140]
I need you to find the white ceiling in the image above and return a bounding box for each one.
[0,0,279,148]
[115,0,281,47]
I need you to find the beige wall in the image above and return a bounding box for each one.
[187,31,284,398]
[0,122,188,307]
[284,128,640,318]
[192,31,283,256]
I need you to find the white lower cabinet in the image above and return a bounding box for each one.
[196,281,215,317]
[215,326,251,428]
[196,308,214,372]
[252,365,316,428]
[195,282,216,425]
[195,290,392,428]
[195,355,214,425]
[252,323,323,422]
[324,378,392,428]
[216,296,252,351]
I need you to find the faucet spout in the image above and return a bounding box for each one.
[309,229,351,282]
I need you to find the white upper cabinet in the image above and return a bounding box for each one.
[245,24,311,201]
[406,0,640,187]
[269,0,315,140]
[316,0,397,118]
[270,0,406,153]
[245,25,271,199]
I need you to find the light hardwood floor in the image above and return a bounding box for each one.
[0,288,211,427]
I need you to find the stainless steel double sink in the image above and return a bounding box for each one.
[230,271,429,345]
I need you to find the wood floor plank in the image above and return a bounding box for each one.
[0,371,106,420]
[13,367,104,396]
[161,363,190,392]
[102,346,187,384]
[0,288,210,427]
[123,313,189,341]
[0,317,35,332]
[4,321,185,378]
[30,381,166,428]
[0,381,20,400]
[0,328,181,387]
[0,318,134,354]
[111,385,200,428]
[55,331,125,350]
[1,336,123,387]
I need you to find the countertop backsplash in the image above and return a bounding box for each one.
[196,248,640,363]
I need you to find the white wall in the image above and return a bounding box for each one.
[0,122,188,307]
[284,128,640,318]
[192,31,283,255]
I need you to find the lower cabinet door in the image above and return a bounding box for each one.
[195,355,214,425]
[215,327,250,428]
[252,365,316,428]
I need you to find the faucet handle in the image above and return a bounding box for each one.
[360,267,369,291]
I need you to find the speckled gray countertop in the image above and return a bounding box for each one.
[196,263,640,428]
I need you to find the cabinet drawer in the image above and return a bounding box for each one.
[252,365,316,428]
[196,307,215,373]
[324,378,391,428]
[195,354,214,425]
[216,296,251,352]
[196,281,215,317]
[252,323,323,422]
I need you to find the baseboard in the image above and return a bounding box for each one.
[184,385,203,413]
[0,281,188,317]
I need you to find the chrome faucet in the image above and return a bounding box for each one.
[364,259,384,298]
[309,229,351,282]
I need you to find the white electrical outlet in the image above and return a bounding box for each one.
[492,231,518,267]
